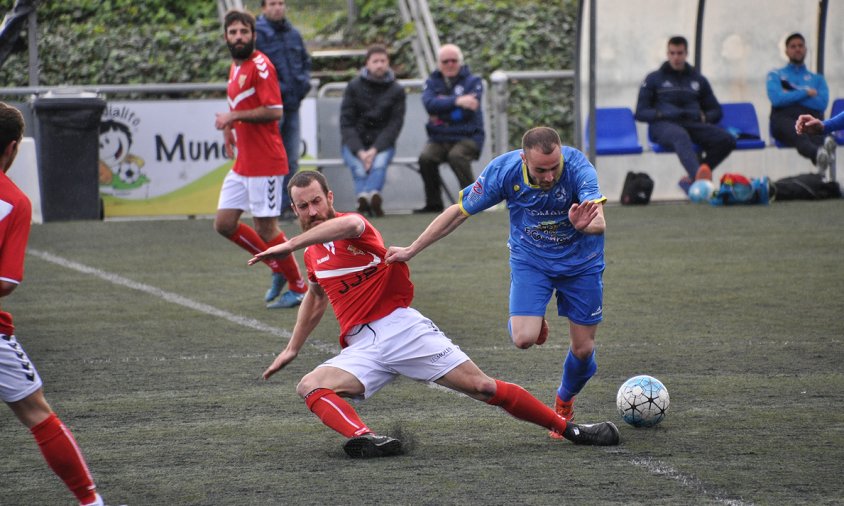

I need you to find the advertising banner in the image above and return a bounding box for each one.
[99,98,317,217]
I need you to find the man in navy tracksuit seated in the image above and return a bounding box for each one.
[635,36,735,194]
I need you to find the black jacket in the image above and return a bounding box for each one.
[340,69,406,153]
[635,62,722,125]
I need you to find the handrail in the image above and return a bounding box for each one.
[489,69,576,155]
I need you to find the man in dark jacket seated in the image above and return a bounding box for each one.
[340,45,407,217]
[635,36,735,194]
[415,44,485,213]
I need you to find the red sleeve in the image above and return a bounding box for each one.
[0,194,32,284]
[254,53,283,108]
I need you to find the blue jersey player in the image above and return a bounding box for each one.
[386,127,606,438]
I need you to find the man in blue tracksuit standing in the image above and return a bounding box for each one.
[415,44,485,213]
[635,36,735,193]
[256,0,312,215]
[767,32,833,175]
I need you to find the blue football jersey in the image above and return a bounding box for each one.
[458,147,605,274]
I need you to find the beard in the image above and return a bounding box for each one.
[300,208,337,231]
[227,39,254,60]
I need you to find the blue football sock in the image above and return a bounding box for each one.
[557,348,597,401]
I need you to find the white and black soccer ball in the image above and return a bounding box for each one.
[616,374,669,427]
[117,164,141,185]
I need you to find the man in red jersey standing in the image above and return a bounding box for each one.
[0,102,106,505]
[249,170,619,458]
[214,10,307,309]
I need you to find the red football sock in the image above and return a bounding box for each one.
[487,379,567,435]
[266,232,307,293]
[304,388,371,438]
[228,223,274,265]
[30,413,97,504]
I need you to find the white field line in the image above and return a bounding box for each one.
[27,249,338,356]
[29,249,751,505]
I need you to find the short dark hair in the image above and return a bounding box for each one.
[365,44,389,64]
[0,102,24,152]
[288,170,330,197]
[522,127,561,154]
[224,9,256,33]
[668,36,688,50]
[785,32,805,47]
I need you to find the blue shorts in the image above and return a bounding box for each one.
[509,259,604,325]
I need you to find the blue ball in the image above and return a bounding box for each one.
[688,180,715,203]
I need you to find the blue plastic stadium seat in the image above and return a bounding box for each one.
[718,102,766,150]
[585,107,643,155]
[831,98,844,146]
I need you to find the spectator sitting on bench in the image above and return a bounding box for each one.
[340,44,406,217]
[415,44,484,213]
[767,32,834,176]
[635,35,735,194]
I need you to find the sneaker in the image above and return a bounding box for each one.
[370,193,384,217]
[267,290,305,309]
[536,318,549,346]
[264,272,286,302]
[413,205,444,214]
[824,135,837,158]
[343,433,403,458]
[695,163,712,181]
[357,196,371,216]
[816,147,831,176]
[677,176,692,195]
[563,421,620,446]
[548,395,575,440]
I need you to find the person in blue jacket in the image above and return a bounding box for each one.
[415,44,485,213]
[767,32,833,175]
[255,0,312,215]
[635,36,735,193]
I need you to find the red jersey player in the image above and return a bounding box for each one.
[214,9,307,309]
[249,170,619,458]
[0,103,105,504]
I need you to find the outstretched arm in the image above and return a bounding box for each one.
[249,214,366,265]
[263,282,329,379]
[569,200,605,235]
[385,204,469,263]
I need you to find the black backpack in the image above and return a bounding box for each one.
[773,173,841,201]
[620,171,654,205]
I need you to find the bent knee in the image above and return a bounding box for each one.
[510,329,538,349]
[296,375,321,399]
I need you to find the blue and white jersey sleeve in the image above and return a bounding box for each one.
[458,150,521,216]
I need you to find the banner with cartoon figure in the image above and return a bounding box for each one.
[99,98,316,217]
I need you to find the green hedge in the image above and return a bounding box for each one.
[0,0,578,147]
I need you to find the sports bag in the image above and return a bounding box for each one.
[772,173,841,201]
[710,173,770,205]
[620,171,654,205]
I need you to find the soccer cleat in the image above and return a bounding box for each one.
[695,163,712,181]
[343,433,403,458]
[413,204,444,214]
[264,272,286,302]
[563,421,620,446]
[536,318,549,346]
[370,193,384,217]
[677,176,692,195]
[267,290,305,309]
[548,395,575,440]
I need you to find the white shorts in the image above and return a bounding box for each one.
[217,170,285,218]
[319,307,471,400]
[0,334,43,403]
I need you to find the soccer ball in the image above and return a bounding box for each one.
[616,375,670,427]
[688,180,715,203]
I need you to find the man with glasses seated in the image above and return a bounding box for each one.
[415,44,485,213]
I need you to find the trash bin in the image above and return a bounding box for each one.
[31,91,106,222]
